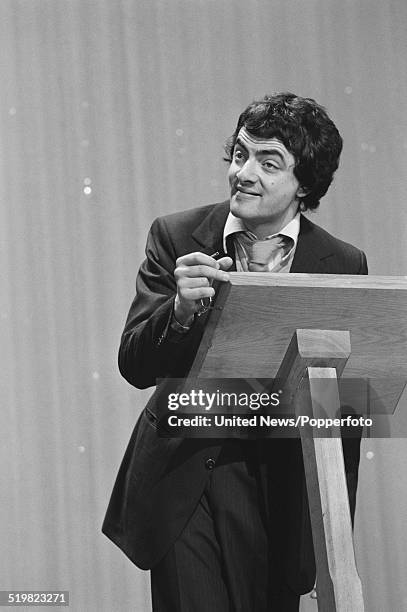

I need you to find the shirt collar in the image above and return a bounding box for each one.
[223,211,301,253]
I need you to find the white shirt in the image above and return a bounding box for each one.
[223,211,301,272]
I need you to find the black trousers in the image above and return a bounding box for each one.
[151,441,301,612]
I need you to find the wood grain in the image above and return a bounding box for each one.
[275,329,350,405]
[191,274,407,414]
[300,367,365,611]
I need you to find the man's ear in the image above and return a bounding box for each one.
[296,185,309,198]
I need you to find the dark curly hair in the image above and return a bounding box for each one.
[224,92,343,211]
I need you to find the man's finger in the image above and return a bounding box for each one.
[175,264,229,282]
[177,276,210,288]
[180,286,216,301]
[217,256,233,271]
[175,252,221,269]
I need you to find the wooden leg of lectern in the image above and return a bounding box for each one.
[275,329,364,611]
[297,366,364,612]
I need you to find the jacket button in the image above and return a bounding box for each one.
[205,458,216,470]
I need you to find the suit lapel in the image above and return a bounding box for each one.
[290,215,335,273]
[191,200,237,269]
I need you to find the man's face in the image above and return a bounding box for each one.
[228,127,305,236]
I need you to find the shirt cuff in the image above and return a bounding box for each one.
[169,312,194,334]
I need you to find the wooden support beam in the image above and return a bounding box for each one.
[299,367,364,612]
[277,330,364,612]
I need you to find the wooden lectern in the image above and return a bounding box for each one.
[188,272,407,612]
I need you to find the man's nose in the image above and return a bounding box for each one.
[236,158,257,183]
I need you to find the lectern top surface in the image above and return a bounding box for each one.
[190,273,407,413]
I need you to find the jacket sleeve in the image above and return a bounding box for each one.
[358,250,368,275]
[118,216,205,389]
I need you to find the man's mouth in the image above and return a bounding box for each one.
[235,186,260,196]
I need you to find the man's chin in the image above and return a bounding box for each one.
[230,196,255,218]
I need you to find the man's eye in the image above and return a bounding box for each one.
[262,160,279,171]
[233,150,245,161]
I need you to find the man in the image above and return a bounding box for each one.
[103,92,367,611]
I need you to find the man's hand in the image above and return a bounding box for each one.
[174,253,233,325]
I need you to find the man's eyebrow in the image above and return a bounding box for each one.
[234,138,286,163]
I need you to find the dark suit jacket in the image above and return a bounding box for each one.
[102,201,368,594]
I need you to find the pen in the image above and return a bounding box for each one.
[198,251,222,315]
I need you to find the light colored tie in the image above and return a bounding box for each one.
[235,232,294,272]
